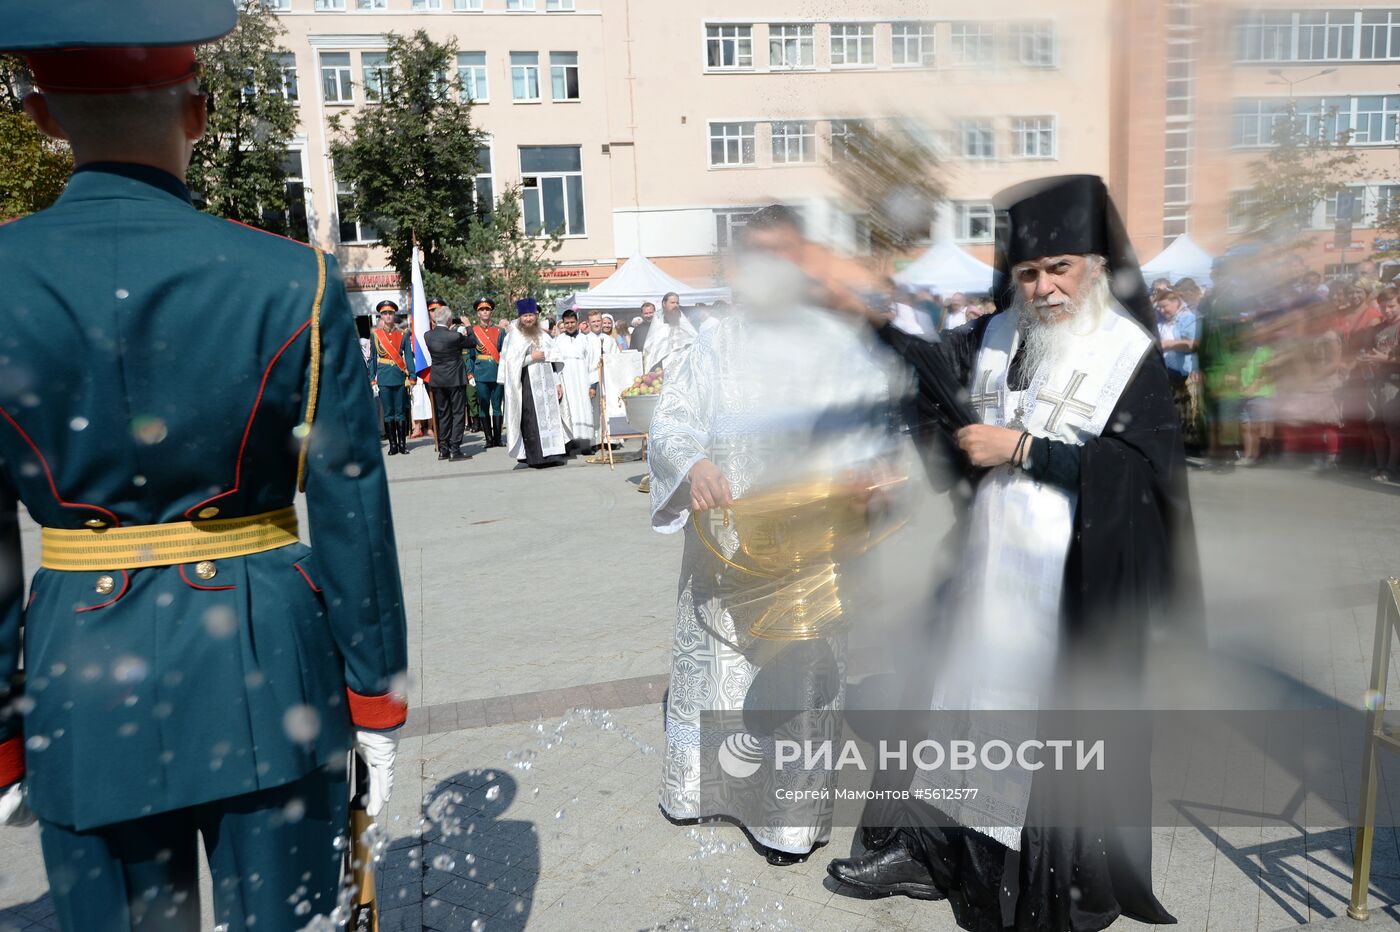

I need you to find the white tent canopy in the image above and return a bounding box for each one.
[1140,234,1215,288]
[893,241,996,295]
[571,254,731,311]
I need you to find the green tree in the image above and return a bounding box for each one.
[425,186,564,311]
[1238,101,1359,246]
[0,56,72,220]
[187,2,299,231]
[330,30,487,282]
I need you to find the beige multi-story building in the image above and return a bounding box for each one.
[268,0,1400,313]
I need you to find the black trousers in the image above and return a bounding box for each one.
[432,384,466,453]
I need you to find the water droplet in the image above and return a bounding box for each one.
[555,808,565,820]
[26,734,50,751]
[432,853,456,872]
[202,605,237,638]
[132,475,147,487]
[294,901,311,916]
[282,705,321,743]
[129,416,167,445]
[1365,689,1385,711]
[69,416,88,431]
[485,786,500,801]
[116,288,130,300]
[292,423,311,440]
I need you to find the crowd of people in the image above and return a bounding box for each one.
[362,290,715,470]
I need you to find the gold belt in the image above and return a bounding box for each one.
[40,507,301,572]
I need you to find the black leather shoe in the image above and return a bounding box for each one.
[451,451,471,462]
[827,837,945,900]
[763,846,809,867]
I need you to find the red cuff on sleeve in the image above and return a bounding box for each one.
[346,689,408,731]
[0,736,23,788]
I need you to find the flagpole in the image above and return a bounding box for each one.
[410,237,442,452]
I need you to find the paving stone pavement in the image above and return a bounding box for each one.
[5,437,1400,930]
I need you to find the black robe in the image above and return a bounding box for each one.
[867,316,1202,932]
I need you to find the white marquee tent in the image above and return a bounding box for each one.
[893,241,996,295]
[570,254,731,311]
[1140,234,1215,288]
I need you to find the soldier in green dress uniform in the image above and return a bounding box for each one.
[0,2,410,928]
[468,298,506,448]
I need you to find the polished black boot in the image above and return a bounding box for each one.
[491,415,504,448]
[827,835,945,901]
[386,422,400,455]
[397,421,411,455]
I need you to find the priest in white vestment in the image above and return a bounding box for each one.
[501,298,571,469]
[642,291,698,373]
[649,206,909,864]
[552,309,598,455]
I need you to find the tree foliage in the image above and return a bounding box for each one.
[330,31,488,282]
[188,2,299,230]
[0,56,71,220]
[425,186,564,310]
[1238,101,1359,246]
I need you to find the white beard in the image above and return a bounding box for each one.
[1014,273,1112,379]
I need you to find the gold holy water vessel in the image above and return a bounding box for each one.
[694,473,905,642]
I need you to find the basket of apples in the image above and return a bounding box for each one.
[621,370,663,434]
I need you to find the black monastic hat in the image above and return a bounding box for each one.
[991,175,1155,331]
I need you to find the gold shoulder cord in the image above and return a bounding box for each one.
[296,248,328,493]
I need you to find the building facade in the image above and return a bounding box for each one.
[267,0,1400,311]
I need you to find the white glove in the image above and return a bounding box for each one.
[354,730,397,818]
[0,783,35,828]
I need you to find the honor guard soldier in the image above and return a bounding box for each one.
[469,298,506,448]
[0,2,410,928]
[373,299,416,455]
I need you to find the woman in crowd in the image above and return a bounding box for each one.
[605,314,629,350]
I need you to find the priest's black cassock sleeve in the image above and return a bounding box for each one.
[868,315,1201,932]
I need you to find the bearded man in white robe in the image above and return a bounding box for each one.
[828,175,1198,932]
[642,291,697,373]
[648,205,908,864]
[552,309,597,455]
[501,298,571,469]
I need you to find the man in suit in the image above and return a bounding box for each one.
[629,300,657,354]
[424,304,477,461]
[468,298,507,448]
[0,2,409,928]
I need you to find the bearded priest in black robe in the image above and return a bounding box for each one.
[827,176,1200,932]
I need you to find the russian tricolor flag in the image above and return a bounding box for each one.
[409,244,433,382]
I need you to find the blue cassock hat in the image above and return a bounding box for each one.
[0,0,238,94]
[515,298,539,317]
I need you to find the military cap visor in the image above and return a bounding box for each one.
[1,0,237,94]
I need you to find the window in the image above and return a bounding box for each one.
[891,22,936,68]
[715,209,757,249]
[454,0,484,9]
[1234,11,1296,62]
[320,52,353,104]
[263,151,309,242]
[275,53,298,101]
[1011,116,1055,158]
[829,119,868,161]
[1361,10,1400,60]
[356,0,385,9]
[709,122,756,166]
[1008,22,1056,66]
[506,0,537,9]
[520,146,585,236]
[1325,263,1358,281]
[336,172,380,244]
[951,22,994,65]
[314,0,346,9]
[511,52,540,101]
[473,146,495,218]
[954,202,995,243]
[1296,10,1354,61]
[1354,95,1400,144]
[771,121,815,164]
[1165,40,1194,118]
[457,52,488,101]
[412,0,444,9]
[707,25,753,70]
[264,0,291,10]
[1227,191,1259,232]
[1380,185,1400,220]
[1231,98,1290,146]
[960,121,995,160]
[546,0,575,9]
[769,24,815,70]
[830,24,875,67]
[1291,96,1352,142]
[1325,186,1368,226]
[362,52,392,103]
[550,52,580,101]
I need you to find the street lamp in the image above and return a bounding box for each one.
[1266,67,1337,98]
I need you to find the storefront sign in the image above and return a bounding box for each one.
[348,272,402,290]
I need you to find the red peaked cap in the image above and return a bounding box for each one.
[25,46,199,95]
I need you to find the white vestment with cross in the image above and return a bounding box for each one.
[913,301,1153,850]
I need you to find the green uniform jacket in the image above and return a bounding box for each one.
[0,163,408,831]
[467,325,503,384]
